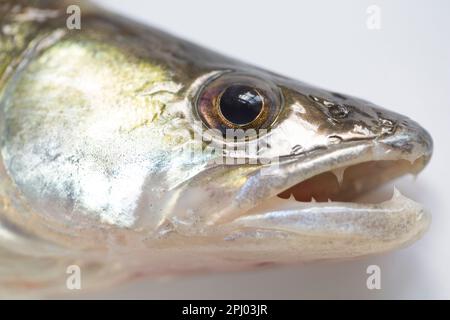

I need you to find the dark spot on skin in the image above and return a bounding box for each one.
[327,103,349,119]
[378,116,397,135]
[44,151,61,162]
[328,135,344,144]
[308,95,349,119]
[174,111,185,119]
[379,118,395,126]
[291,144,303,155]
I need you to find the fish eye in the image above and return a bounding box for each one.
[196,72,282,136]
[219,85,264,126]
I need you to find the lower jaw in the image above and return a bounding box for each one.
[231,157,430,247]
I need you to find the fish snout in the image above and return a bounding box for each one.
[377,113,433,164]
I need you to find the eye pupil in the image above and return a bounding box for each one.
[219,85,263,125]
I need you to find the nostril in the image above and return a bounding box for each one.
[380,117,433,160]
[308,94,350,120]
[378,116,397,135]
[328,103,349,119]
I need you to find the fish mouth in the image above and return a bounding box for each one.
[276,158,426,203]
[227,118,433,250]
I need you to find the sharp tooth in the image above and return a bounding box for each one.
[392,186,402,199]
[328,198,332,203]
[331,167,346,186]
[311,197,317,203]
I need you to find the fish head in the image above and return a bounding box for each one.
[0,1,433,279]
[149,65,433,260]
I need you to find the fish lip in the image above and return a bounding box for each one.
[216,118,433,224]
[229,187,432,251]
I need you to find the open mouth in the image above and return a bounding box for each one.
[236,116,434,216]
[276,158,427,204]
[237,155,430,222]
[228,121,433,252]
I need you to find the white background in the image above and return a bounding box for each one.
[86,0,450,299]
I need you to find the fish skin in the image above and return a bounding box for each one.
[0,1,433,296]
